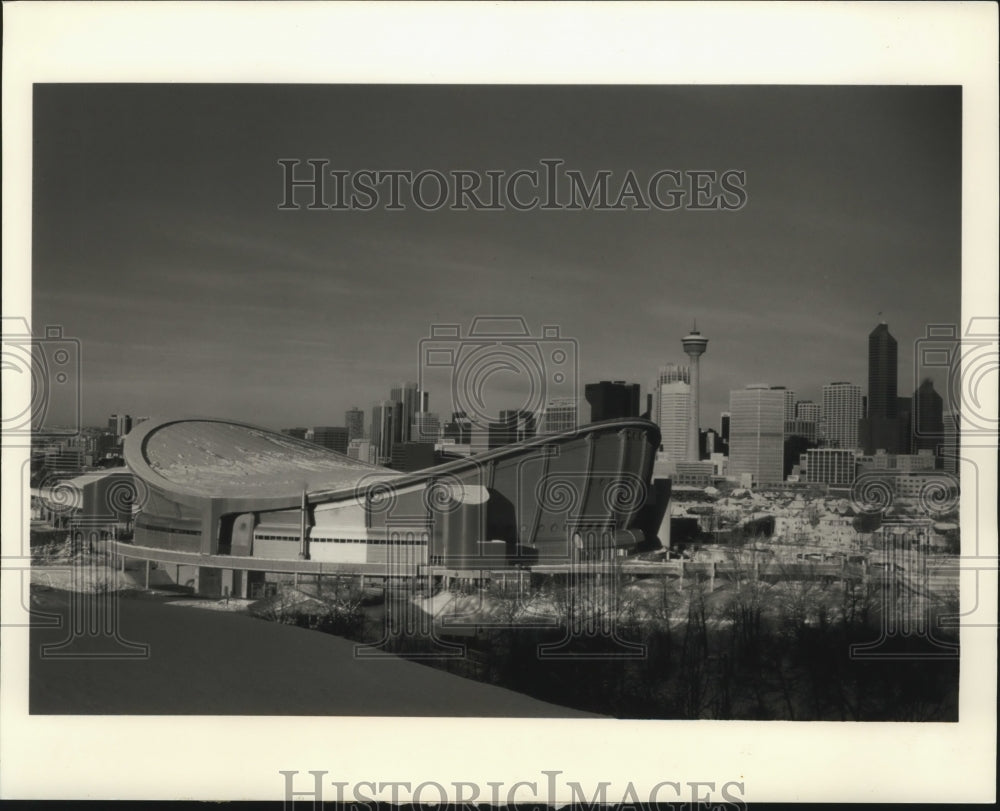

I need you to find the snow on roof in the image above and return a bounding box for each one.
[128,418,400,499]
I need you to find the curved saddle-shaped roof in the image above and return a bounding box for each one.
[124,417,400,501]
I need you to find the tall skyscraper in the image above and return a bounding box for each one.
[371,400,398,465]
[655,364,690,460]
[728,384,785,486]
[823,382,863,450]
[795,400,821,424]
[389,382,419,443]
[720,412,730,443]
[896,396,913,455]
[860,322,902,453]
[345,407,365,442]
[411,411,441,444]
[868,322,898,419]
[108,413,132,441]
[942,411,959,474]
[769,387,796,421]
[681,326,709,461]
[913,378,945,454]
[584,380,641,422]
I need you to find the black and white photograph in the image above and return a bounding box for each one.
[2,2,996,805]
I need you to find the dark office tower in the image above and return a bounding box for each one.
[868,322,898,418]
[700,428,721,458]
[720,412,730,443]
[896,397,913,455]
[311,426,349,455]
[108,413,132,441]
[389,441,436,472]
[345,407,365,442]
[371,401,398,466]
[913,378,945,454]
[860,322,901,453]
[584,380,641,423]
[390,382,419,443]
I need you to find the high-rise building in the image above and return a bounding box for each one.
[311,426,349,455]
[860,322,902,454]
[108,414,132,441]
[389,441,436,472]
[941,411,959,474]
[795,400,821,424]
[389,382,419,444]
[823,382,863,450]
[541,398,577,434]
[371,401,398,465]
[784,419,818,443]
[584,380,641,423]
[896,396,913,455]
[345,407,365,442]
[771,386,796,424]
[913,378,945,454]
[728,384,785,486]
[655,364,690,460]
[411,411,441,444]
[347,438,374,464]
[868,322,898,420]
[681,326,709,461]
[720,411,730,443]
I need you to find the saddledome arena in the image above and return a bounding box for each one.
[121,416,669,597]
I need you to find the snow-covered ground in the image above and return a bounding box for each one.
[31,538,173,593]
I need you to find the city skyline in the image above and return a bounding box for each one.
[32,85,961,431]
[70,316,958,440]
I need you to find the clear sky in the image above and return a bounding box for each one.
[32,84,961,431]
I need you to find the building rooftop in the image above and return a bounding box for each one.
[124,418,399,499]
